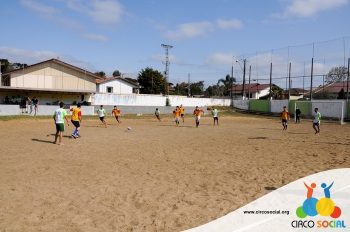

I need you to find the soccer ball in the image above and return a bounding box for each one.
[127,127,132,130]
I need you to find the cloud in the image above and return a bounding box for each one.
[20,0,58,16]
[282,0,348,18]
[162,18,243,41]
[60,0,123,25]
[20,0,112,42]
[88,0,123,24]
[164,21,214,40]
[81,33,108,42]
[205,53,234,66]
[217,19,243,30]
[0,47,95,71]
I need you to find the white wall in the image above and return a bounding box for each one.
[0,105,21,115]
[270,100,289,113]
[311,100,346,120]
[232,100,249,110]
[97,80,133,94]
[92,93,231,107]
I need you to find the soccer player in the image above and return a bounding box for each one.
[70,102,82,138]
[112,106,121,124]
[179,104,185,123]
[173,106,181,126]
[53,102,69,145]
[313,108,321,134]
[280,106,290,130]
[295,107,301,123]
[155,108,161,121]
[193,106,204,128]
[97,105,107,128]
[211,107,219,126]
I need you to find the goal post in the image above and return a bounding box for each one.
[294,100,345,125]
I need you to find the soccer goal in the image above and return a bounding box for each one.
[294,100,346,125]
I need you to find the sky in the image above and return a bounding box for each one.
[1,0,350,88]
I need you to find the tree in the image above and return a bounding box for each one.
[270,85,284,99]
[338,88,346,99]
[217,74,236,96]
[0,59,11,73]
[137,67,166,94]
[191,81,205,96]
[94,71,106,78]
[174,82,189,96]
[112,70,121,77]
[326,66,347,84]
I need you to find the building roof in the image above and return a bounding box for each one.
[316,81,350,93]
[231,83,271,93]
[96,77,140,88]
[283,88,307,96]
[3,58,103,80]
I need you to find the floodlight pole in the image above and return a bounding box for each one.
[288,62,291,100]
[310,58,314,100]
[161,44,173,96]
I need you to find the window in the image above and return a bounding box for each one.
[106,86,113,93]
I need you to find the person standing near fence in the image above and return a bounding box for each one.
[295,107,301,124]
[32,97,39,116]
[313,108,321,134]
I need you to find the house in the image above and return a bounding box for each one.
[232,83,271,99]
[313,81,350,98]
[96,77,140,94]
[282,88,307,100]
[0,58,102,105]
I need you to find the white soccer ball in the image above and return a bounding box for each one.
[127,127,132,130]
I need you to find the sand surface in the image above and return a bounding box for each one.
[0,115,349,231]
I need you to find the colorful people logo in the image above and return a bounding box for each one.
[296,181,342,219]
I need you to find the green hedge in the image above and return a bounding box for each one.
[249,100,269,112]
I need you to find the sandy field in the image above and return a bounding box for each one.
[0,114,349,231]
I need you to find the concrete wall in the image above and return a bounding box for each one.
[0,90,90,105]
[0,105,21,115]
[232,100,249,110]
[270,100,289,113]
[93,105,210,115]
[10,62,96,91]
[97,80,134,94]
[311,100,346,120]
[0,105,95,116]
[92,93,231,107]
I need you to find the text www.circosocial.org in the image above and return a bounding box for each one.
[243,210,290,215]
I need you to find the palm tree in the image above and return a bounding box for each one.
[217,74,236,97]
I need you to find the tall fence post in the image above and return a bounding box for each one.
[242,59,246,99]
[288,62,291,100]
[347,57,349,102]
[269,62,272,100]
[310,58,314,100]
[248,65,251,99]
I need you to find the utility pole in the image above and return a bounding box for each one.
[0,61,2,86]
[161,44,173,96]
[187,73,191,97]
[231,63,234,102]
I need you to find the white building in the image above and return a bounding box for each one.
[96,77,140,94]
[232,83,271,99]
